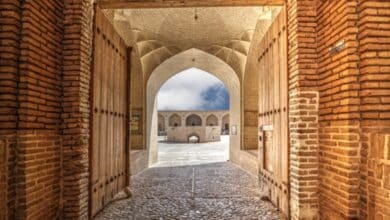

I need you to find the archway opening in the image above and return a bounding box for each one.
[154,67,231,165]
[188,134,200,143]
[146,48,240,167]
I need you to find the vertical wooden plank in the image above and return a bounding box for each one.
[273,15,280,186]
[90,5,99,217]
[282,7,289,214]
[104,34,114,204]
[115,45,121,193]
[270,24,276,202]
[118,48,124,189]
[280,8,288,183]
[100,22,108,211]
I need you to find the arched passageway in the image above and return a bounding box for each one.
[146,48,241,166]
[188,133,200,143]
[221,114,230,134]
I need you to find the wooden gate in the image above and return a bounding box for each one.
[90,7,130,217]
[258,7,289,216]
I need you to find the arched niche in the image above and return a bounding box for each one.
[146,48,241,166]
[186,114,202,126]
[206,114,219,126]
[168,114,181,127]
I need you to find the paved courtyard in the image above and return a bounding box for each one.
[94,136,282,219]
[155,135,230,167]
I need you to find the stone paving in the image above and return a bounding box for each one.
[94,137,282,220]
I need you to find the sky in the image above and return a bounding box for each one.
[157,68,229,111]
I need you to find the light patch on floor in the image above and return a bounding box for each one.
[155,135,230,167]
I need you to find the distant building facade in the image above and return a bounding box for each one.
[158,110,229,143]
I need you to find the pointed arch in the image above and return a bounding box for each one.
[168,113,181,127]
[146,48,241,166]
[186,114,202,126]
[206,114,219,126]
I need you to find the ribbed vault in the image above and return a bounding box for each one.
[108,6,281,79]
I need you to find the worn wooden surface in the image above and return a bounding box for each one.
[258,6,289,217]
[90,8,129,217]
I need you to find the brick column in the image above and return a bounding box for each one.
[287,0,319,219]
[0,0,21,219]
[61,0,93,219]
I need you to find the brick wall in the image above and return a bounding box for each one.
[1,0,65,219]
[16,0,64,218]
[316,0,361,218]
[287,0,319,219]
[61,0,93,218]
[0,0,20,219]
[357,0,390,218]
[1,0,94,219]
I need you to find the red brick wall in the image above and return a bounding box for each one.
[288,1,390,219]
[358,0,390,218]
[287,0,319,219]
[0,0,20,219]
[316,0,361,218]
[61,0,93,218]
[1,0,65,219]
[16,1,64,219]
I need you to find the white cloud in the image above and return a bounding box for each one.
[157,68,226,110]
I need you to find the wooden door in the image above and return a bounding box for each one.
[90,7,130,217]
[258,6,289,217]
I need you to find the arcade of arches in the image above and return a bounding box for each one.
[0,0,389,219]
[158,110,229,143]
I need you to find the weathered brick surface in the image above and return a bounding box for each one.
[316,0,361,218]
[61,0,93,218]
[1,0,64,219]
[287,0,319,219]
[287,1,390,219]
[358,0,390,219]
[16,131,62,219]
[0,1,20,218]
[0,0,19,131]
[15,1,64,219]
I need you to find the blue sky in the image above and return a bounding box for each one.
[157,68,229,110]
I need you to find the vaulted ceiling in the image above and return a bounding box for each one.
[103,6,281,79]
